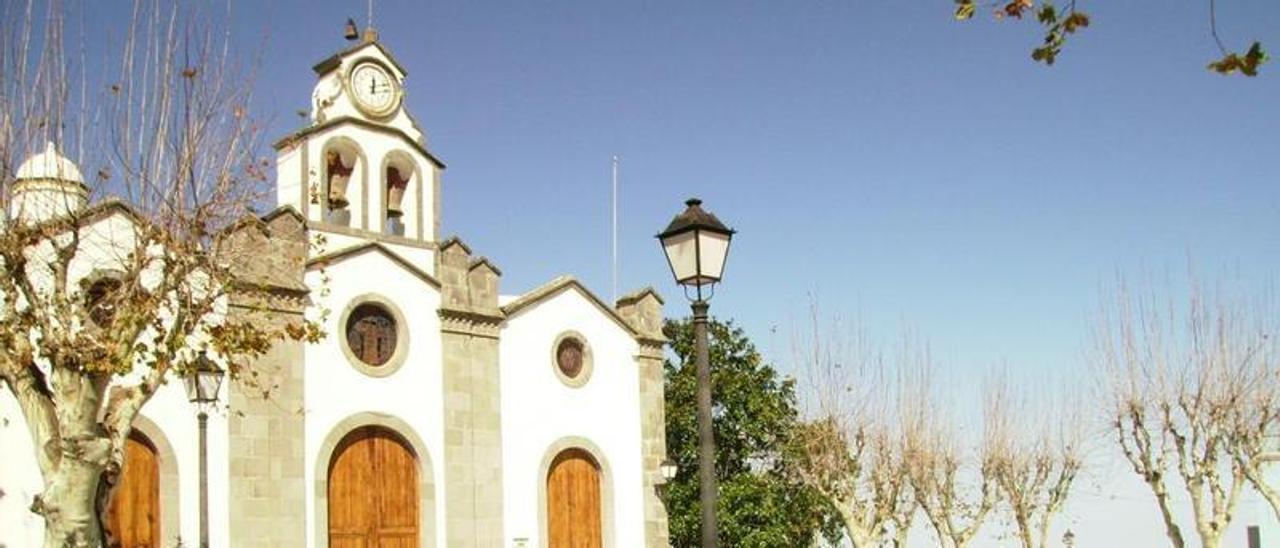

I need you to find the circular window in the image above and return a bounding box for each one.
[346,303,397,367]
[85,278,122,327]
[556,338,584,378]
[551,331,594,388]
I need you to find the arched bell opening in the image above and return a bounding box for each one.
[321,140,363,227]
[382,152,418,236]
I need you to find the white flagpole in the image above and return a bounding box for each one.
[612,155,619,303]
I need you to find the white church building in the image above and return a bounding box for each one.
[0,30,671,548]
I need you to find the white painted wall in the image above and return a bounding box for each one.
[0,390,45,548]
[499,286,645,547]
[302,249,447,548]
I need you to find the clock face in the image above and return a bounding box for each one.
[349,62,399,116]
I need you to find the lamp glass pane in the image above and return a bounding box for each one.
[695,230,730,282]
[661,230,699,285]
[197,370,223,402]
[661,460,678,481]
[183,374,200,403]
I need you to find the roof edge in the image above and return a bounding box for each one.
[272,116,445,169]
[501,276,639,338]
[307,241,440,289]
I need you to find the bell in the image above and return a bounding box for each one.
[343,18,359,41]
[386,166,408,217]
[326,151,353,208]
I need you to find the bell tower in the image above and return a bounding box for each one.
[272,28,444,243]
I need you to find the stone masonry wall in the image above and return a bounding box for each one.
[438,239,506,547]
[616,289,671,547]
[220,209,309,547]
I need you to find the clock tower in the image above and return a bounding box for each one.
[272,29,443,250]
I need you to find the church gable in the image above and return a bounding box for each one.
[502,277,639,340]
[312,40,408,80]
[308,242,441,290]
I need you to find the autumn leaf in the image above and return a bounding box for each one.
[955,0,977,21]
[1063,12,1089,34]
[1208,41,1270,77]
[1004,0,1034,20]
[1036,2,1058,24]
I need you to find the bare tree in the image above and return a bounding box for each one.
[901,345,1000,548]
[1229,360,1280,522]
[985,372,1082,548]
[790,308,916,547]
[0,2,318,546]
[1094,280,1276,548]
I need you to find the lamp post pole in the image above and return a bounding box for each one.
[657,197,734,548]
[691,299,717,548]
[198,410,209,548]
[185,353,223,548]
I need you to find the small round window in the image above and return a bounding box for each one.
[556,338,585,379]
[346,303,397,367]
[85,278,122,327]
[551,332,593,387]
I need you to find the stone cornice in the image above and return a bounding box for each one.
[438,306,504,339]
[636,337,666,360]
[311,223,438,250]
[227,287,309,315]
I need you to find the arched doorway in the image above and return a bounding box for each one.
[546,448,603,548]
[106,432,160,548]
[328,426,419,547]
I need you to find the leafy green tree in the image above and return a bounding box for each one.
[664,317,840,547]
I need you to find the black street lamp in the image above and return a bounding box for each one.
[657,457,679,502]
[660,457,680,485]
[657,197,734,548]
[184,352,224,548]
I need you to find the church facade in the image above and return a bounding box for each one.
[0,32,671,548]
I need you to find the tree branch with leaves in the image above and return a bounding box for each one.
[953,0,1269,76]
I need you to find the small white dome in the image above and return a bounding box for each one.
[15,141,84,184]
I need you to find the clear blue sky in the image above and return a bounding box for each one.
[64,1,1280,545]
[64,1,1280,366]
[216,0,1280,379]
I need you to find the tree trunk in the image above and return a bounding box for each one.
[833,504,873,548]
[1013,512,1034,548]
[37,457,107,548]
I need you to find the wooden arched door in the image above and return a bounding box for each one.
[546,449,603,548]
[106,432,160,548]
[328,426,419,548]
